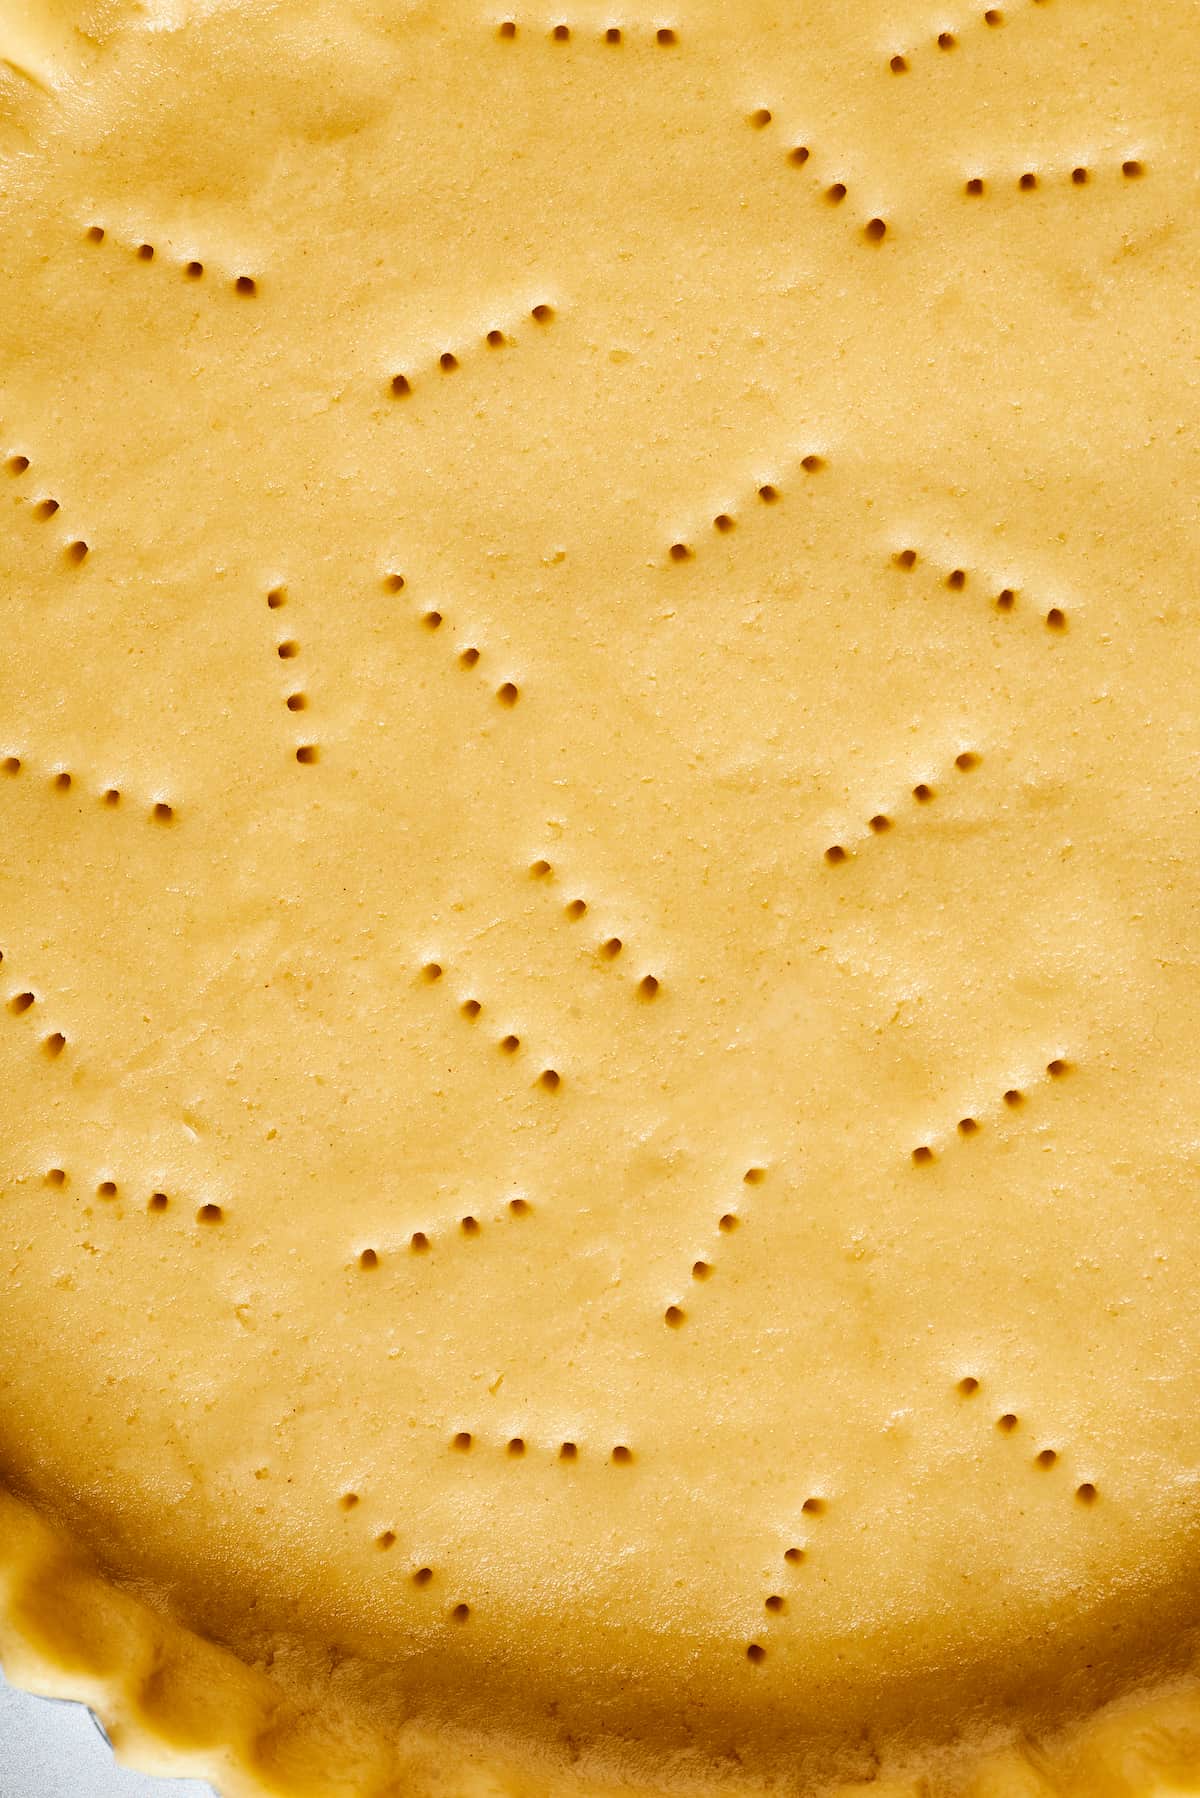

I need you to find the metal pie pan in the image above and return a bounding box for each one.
[0,1665,215,1797]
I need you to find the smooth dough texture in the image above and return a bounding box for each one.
[1,2,1200,1795]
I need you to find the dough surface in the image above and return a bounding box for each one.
[1,2,1200,1794]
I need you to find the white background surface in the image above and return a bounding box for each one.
[0,1668,213,1798]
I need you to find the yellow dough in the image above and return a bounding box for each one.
[2,2,1200,1794]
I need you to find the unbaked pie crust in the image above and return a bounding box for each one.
[2,2,1200,1794]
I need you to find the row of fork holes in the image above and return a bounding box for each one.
[963,161,1144,193]
[670,457,828,559]
[911,1058,1071,1161]
[5,456,89,562]
[420,962,559,1085]
[42,1169,222,1221]
[893,549,1066,627]
[86,226,258,293]
[390,306,554,396]
[824,751,980,863]
[744,117,887,240]
[393,577,521,707]
[889,2,1053,66]
[267,590,318,761]
[336,1514,471,1616]
[357,1197,531,1267]
[0,956,65,1057]
[958,1378,1097,1502]
[451,1433,633,1463]
[498,21,678,42]
[1,757,173,817]
[529,859,660,996]
[748,1513,829,1660]
[664,1167,761,1325]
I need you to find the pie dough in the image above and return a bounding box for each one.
[2,2,1200,1795]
